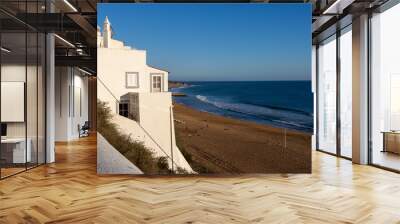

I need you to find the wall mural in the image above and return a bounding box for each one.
[97,3,312,175]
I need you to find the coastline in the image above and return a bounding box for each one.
[173,102,311,174]
[170,81,313,133]
[169,81,191,89]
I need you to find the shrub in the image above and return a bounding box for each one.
[97,100,171,174]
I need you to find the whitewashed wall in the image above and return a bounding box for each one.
[97,48,169,114]
[97,21,191,173]
[111,112,193,173]
[138,92,192,172]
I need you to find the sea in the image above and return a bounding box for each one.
[171,81,314,133]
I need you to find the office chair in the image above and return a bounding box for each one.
[79,121,90,138]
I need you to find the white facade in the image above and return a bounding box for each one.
[97,17,193,173]
[98,17,169,113]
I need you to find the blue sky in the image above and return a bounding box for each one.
[98,4,311,81]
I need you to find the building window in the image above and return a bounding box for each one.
[126,72,139,88]
[317,34,337,155]
[316,26,353,159]
[151,74,163,92]
[370,2,400,171]
[339,26,352,158]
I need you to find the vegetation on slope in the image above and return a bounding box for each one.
[97,100,171,174]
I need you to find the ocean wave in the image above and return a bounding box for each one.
[243,102,313,116]
[196,95,208,102]
[195,95,312,130]
[171,86,190,91]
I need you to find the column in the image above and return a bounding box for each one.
[352,14,369,164]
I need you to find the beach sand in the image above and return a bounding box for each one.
[173,103,311,174]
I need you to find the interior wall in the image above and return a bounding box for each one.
[88,77,97,131]
[55,66,70,141]
[55,67,89,141]
[72,71,89,138]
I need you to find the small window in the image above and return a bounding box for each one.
[126,72,139,88]
[151,74,163,92]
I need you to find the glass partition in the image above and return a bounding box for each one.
[0,2,46,179]
[370,3,400,171]
[1,30,28,177]
[339,26,352,158]
[317,35,337,154]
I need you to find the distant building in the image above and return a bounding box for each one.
[97,16,193,173]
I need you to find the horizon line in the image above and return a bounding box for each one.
[169,80,312,82]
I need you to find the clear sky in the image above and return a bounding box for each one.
[98,4,311,81]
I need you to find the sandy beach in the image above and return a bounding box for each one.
[173,103,311,174]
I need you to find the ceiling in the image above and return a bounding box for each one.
[0,0,97,74]
[0,0,393,74]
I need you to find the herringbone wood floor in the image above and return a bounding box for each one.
[0,135,400,224]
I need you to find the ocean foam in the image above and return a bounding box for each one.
[195,94,312,130]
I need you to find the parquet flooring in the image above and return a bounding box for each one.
[0,134,400,223]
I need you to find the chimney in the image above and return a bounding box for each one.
[103,16,111,48]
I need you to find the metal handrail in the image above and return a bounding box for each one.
[134,116,180,171]
[97,77,181,171]
[97,77,121,104]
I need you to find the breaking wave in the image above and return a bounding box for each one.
[195,95,312,131]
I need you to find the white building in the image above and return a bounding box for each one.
[97,17,193,174]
